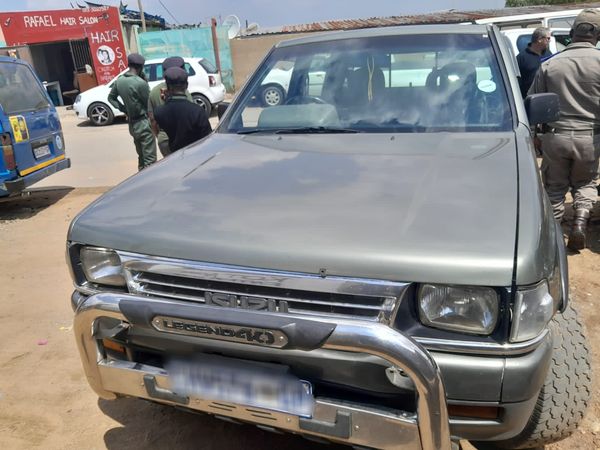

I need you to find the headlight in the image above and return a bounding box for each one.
[75,94,81,103]
[80,247,125,287]
[510,282,554,343]
[418,284,499,335]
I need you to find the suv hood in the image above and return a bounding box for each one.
[70,133,518,286]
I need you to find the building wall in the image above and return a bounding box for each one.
[0,46,32,64]
[230,32,316,92]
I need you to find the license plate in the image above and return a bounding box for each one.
[168,355,315,418]
[33,144,51,159]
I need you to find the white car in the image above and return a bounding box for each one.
[73,57,226,126]
[259,59,325,107]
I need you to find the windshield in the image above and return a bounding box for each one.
[222,33,512,134]
[0,62,51,115]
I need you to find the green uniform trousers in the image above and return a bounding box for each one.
[129,117,157,171]
[541,132,600,220]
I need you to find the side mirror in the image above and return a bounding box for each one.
[217,102,230,119]
[524,93,560,125]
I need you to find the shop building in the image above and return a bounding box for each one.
[0,6,127,105]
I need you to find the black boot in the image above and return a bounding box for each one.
[567,209,590,251]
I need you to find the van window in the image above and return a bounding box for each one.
[0,62,51,114]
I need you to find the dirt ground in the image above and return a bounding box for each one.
[0,187,598,450]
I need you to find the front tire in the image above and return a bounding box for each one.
[88,102,114,126]
[261,84,285,107]
[192,94,212,116]
[474,303,592,449]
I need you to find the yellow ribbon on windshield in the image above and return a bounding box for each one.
[367,56,374,102]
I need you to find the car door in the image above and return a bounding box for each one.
[0,60,65,181]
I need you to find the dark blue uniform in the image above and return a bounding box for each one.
[154,95,212,152]
[516,45,545,98]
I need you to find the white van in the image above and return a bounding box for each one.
[501,28,571,57]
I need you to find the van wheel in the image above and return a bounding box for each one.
[473,303,592,449]
[192,94,211,116]
[88,102,114,126]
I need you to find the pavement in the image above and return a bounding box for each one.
[35,107,220,189]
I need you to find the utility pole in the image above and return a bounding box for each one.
[211,17,222,74]
[137,0,147,33]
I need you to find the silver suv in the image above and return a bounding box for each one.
[67,24,591,449]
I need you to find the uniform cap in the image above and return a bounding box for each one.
[573,9,600,34]
[127,53,145,66]
[164,66,188,85]
[162,56,185,71]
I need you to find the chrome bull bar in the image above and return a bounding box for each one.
[74,293,452,450]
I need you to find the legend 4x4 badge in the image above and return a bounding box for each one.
[151,315,289,348]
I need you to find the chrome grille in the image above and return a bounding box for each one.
[120,252,408,324]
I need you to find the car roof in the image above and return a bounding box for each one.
[276,24,492,48]
[144,57,204,64]
[501,27,570,36]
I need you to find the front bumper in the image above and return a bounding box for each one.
[74,292,451,450]
[3,157,71,194]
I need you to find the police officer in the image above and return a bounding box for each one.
[153,67,212,153]
[147,56,193,157]
[529,9,600,250]
[108,53,157,171]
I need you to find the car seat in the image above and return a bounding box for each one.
[425,61,482,127]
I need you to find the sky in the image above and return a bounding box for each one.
[0,0,507,28]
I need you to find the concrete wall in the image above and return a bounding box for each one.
[230,32,315,92]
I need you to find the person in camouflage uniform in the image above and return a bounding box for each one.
[529,9,600,250]
[108,53,157,171]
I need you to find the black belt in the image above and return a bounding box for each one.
[546,127,600,136]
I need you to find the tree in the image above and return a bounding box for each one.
[506,0,588,6]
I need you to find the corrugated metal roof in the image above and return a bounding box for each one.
[242,2,600,36]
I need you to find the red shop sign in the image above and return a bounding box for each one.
[0,7,127,84]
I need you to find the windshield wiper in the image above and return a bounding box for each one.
[237,127,359,135]
[236,129,272,135]
[275,126,359,134]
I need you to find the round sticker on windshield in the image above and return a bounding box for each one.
[478,80,497,93]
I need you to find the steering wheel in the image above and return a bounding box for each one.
[284,95,328,105]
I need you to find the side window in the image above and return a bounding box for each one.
[143,64,156,82]
[516,35,532,54]
[184,63,196,76]
[198,59,218,74]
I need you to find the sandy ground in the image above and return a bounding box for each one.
[0,188,598,450]
[0,111,599,449]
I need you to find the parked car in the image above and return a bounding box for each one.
[73,57,226,126]
[259,59,325,107]
[0,57,70,196]
[68,24,591,449]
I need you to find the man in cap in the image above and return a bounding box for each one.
[147,56,193,157]
[516,27,551,98]
[108,53,157,170]
[152,67,212,153]
[529,9,600,250]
